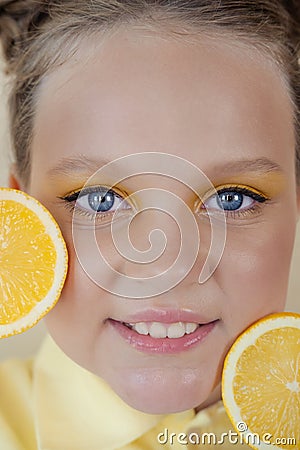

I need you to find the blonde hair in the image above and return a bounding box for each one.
[0,0,299,187]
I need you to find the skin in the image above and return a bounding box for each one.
[10,26,299,414]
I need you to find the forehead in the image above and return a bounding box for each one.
[31,27,295,185]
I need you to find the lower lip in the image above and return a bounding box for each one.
[109,319,218,354]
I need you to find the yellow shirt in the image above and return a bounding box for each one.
[0,335,248,449]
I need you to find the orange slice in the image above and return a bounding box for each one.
[0,188,68,338]
[222,312,300,449]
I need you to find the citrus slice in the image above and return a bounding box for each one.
[0,188,68,338]
[222,312,300,449]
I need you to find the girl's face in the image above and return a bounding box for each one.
[11,27,299,414]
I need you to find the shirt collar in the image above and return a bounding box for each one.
[32,335,194,450]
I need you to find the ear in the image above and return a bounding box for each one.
[8,164,23,191]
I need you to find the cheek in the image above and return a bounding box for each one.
[218,217,296,336]
[44,239,111,359]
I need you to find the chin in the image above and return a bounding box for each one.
[105,366,213,414]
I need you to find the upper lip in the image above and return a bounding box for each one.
[111,309,218,324]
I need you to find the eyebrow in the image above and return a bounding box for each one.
[47,154,283,179]
[212,157,283,176]
[47,155,111,178]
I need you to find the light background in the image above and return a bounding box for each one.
[0,58,299,362]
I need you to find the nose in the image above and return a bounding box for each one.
[117,191,200,284]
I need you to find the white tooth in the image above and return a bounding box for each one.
[185,323,198,334]
[133,322,149,335]
[149,322,168,338]
[130,321,199,338]
[167,322,186,338]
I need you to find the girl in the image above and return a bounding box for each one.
[0,1,299,448]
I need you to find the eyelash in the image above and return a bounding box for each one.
[200,185,269,219]
[58,186,131,223]
[58,184,269,223]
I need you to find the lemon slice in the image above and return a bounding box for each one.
[0,188,68,338]
[222,312,300,449]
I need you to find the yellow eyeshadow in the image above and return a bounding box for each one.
[210,171,286,199]
[53,174,121,196]
[61,184,129,199]
[214,184,268,198]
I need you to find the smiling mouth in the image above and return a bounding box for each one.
[109,318,218,354]
[122,321,201,338]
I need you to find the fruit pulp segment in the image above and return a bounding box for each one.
[233,327,300,446]
[0,200,56,324]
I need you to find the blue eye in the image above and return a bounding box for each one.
[204,186,267,214]
[60,186,131,219]
[216,191,244,211]
[86,188,115,212]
